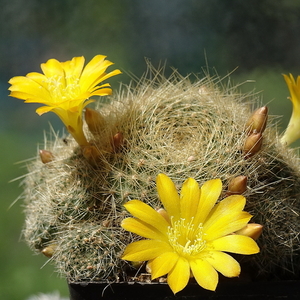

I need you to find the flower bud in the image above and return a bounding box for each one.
[235,223,263,240]
[112,132,124,152]
[85,107,106,135]
[157,208,171,223]
[245,106,268,135]
[227,176,247,195]
[41,244,57,258]
[243,133,263,158]
[39,150,54,164]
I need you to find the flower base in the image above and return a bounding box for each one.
[68,280,300,300]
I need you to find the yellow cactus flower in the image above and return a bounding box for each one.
[8,55,121,146]
[121,174,260,294]
[281,74,300,146]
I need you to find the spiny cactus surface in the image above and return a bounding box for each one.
[22,69,300,282]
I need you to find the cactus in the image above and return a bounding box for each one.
[21,67,300,283]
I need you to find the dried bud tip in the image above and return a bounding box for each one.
[235,223,263,240]
[39,150,54,164]
[243,132,263,158]
[112,132,124,152]
[227,175,247,195]
[41,244,57,258]
[85,108,106,135]
[245,106,268,135]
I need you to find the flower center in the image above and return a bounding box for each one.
[45,75,81,103]
[167,218,206,257]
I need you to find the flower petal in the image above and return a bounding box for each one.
[205,251,241,277]
[203,195,246,230]
[90,87,113,97]
[8,76,50,102]
[281,74,300,145]
[148,252,179,279]
[62,56,85,82]
[80,55,112,91]
[122,239,172,261]
[283,74,300,107]
[93,69,122,87]
[193,178,222,225]
[204,211,252,241]
[210,234,260,254]
[190,258,218,291]
[121,217,167,240]
[41,58,65,79]
[167,257,190,294]
[123,200,170,233]
[156,174,180,221]
[180,177,200,220]
[36,106,54,115]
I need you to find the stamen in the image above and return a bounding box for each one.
[45,75,81,103]
[167,219,206,257]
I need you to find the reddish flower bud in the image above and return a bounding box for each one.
[39,150,54,164]
[245,106,268,135]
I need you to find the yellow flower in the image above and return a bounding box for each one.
[121,174,260,294]
[281,74,300,146]
[8,55,121,146]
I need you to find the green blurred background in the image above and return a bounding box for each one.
[1,0,300,299]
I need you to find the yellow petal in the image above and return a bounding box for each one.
[9,92,40,102]
[204,195,246,230]
[41,58,65,79]
[149,252,179,279]
[210,235,260,254]
[121,217,167,240]
[204,211,252,241]
[36,106,54,115]
[90,82,111,93]
[122,240,172,261]
[180,177,201,220]
[167,257,190,294]
[194,178,222,225]
[190,258,218,291]
[80,55,109,90]
[123,200,170,233]
[9,76,50,101]
[26,72,49,90]
[90,87,113,97]
[156,174,180,221]
[281,74,300,145]
[283,74,300,106]
[62,56,85,82]
[92,68,122,87]
[205,251,241,277]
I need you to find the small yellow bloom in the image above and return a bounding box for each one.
[281,74,300,146]
[121,174,260,294]
[8,55,121,146]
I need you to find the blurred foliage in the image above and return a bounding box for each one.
[1,0,300,299]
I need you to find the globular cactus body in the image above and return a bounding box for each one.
[23,70,300,282]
